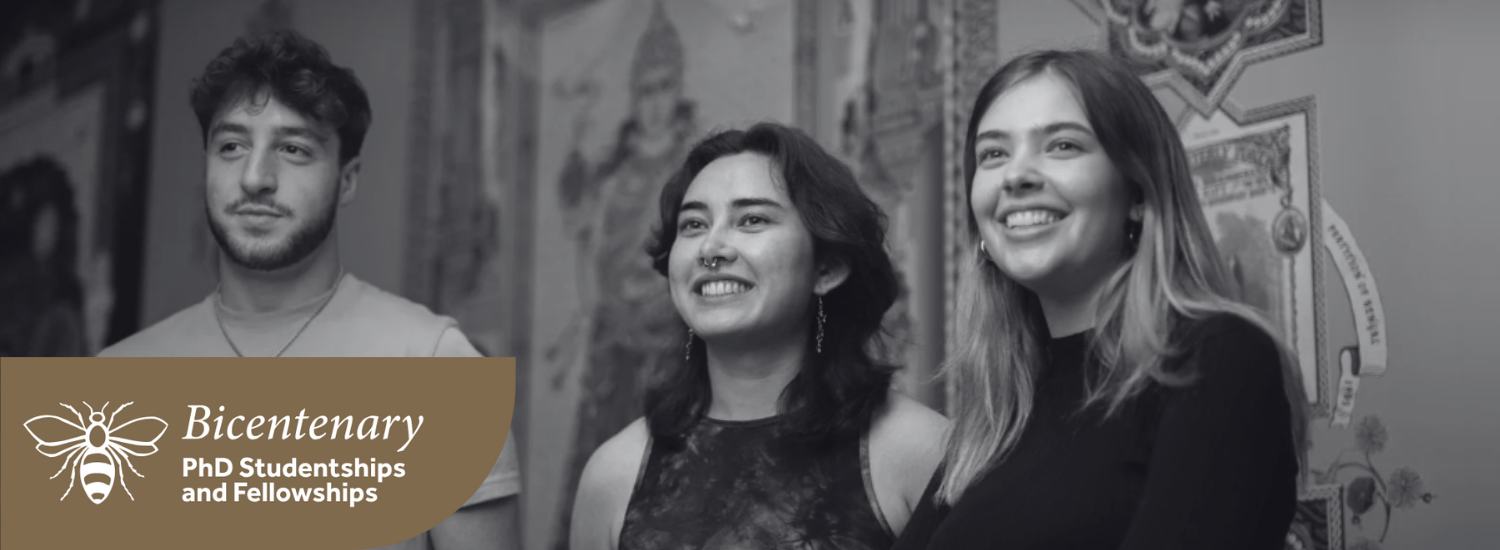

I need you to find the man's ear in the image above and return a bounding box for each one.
[338,157,360,206]
[813,256,851,296]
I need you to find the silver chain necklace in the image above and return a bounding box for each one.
[214,273,344,357]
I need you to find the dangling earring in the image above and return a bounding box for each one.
[684,327,694,363]
[815,296,826,355]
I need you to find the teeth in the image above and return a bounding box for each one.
[700,280,750,297]
[1004,209,1061,228]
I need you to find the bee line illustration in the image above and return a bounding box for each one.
[24,401,170,504]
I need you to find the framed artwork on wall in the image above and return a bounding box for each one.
[1180,97,1327,416]
[0,1,158,355]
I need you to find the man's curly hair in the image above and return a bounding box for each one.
[190,30,371,165]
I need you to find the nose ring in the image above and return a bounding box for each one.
[699,256,725,269]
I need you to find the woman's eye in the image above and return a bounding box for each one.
[219,143,243,154]
[282,144,308,156]
[1050,140,1082,153]
[740,214,768,227]
[977,148,1008,163]
[678,219,706,232]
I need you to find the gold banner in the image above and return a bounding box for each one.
[1,358,514,549]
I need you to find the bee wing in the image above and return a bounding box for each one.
[24,415,87,457]
[110,415,169,456]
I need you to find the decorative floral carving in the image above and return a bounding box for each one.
[1312,415,1435,544]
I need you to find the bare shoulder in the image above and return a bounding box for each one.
[869,393,948,481]
[571,417,650,550]
[579,417,650,491]
[867,392,948,531]
[870,392,949,450]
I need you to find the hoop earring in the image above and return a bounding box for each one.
[815,296,826,355]
[978,239,989,262]
[684,327,694,363]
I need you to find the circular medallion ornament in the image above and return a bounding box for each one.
[1272,207,1308,253]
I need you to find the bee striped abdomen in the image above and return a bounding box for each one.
[80,449,115,504]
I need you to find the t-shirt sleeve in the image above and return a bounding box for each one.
[432,326,482,357]
[461,432,521,508]
[432,324,519,507]
[1119,316,1300,550]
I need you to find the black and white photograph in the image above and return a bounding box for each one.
[2,0,1495,548]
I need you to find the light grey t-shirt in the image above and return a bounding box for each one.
[101,273,519,506]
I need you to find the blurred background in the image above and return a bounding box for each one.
[2,0,1497,548]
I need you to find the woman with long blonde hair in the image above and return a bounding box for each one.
[893,49,1308,549]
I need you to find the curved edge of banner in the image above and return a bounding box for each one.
[1319,200,1388,427]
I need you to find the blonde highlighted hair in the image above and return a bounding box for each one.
[936,50,1309,505]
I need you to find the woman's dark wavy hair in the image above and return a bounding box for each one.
[642,122,900,448]
[189,30,371,165]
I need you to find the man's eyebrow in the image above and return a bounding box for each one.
[208,122,251,137]
[207,123,331,144]
[274,125,331,143]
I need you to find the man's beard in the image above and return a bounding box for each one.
[207,198,336,272]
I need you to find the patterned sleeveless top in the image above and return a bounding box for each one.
[619,416,894,550]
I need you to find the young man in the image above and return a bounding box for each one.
[101,30,518,549]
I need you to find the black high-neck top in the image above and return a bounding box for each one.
[894,315,1298,550]
[620,415,894,550]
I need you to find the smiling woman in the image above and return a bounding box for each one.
[968,74,1137,327]
[893,49,1310,550]
[666,152,826,350]
[567,123,948,550]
